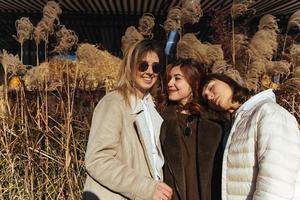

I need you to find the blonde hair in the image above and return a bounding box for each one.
[116,40,162,106]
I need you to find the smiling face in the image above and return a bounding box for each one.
[134,51,159,99]
[167,66,192,105]
[202,79,239,113]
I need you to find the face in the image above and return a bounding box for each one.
[134,51,159,99]
[202,79,236,112]
[167,66,192,105]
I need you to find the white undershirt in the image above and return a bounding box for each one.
[141,96,161,181]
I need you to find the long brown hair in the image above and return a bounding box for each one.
[157,58,204,114]
[116,39,163,106]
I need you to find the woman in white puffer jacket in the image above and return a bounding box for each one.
[200,73,300,200]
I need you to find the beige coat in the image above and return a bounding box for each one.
[83,91,164,200]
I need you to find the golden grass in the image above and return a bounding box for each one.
[1,67,105,199]
[163,7,182,34]
[121,26,144,55]
[177,33,224,66]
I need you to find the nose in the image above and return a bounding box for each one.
[145,64,154,74]
[168,78,174,87]
[205,91,214,101]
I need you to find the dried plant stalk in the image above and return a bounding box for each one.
[260,74,279,90]
[181,0,203,25]
[225,68,244,86]
[234,34,251,77]
[258,14,279,31]
[248,29,278,60]
[294,67,300,78]
[276,93,300,122]
[76,43,121,91]
[282,11,300,53]
[265,60,290,76]
[43,1,62,23]
[138,13,155,39]
[13,17,34,63]
[33,1,62,65]
[33,25,46,66]
[1,50,24,78]
[121,26,144,55]
[122,13,154,55]
[211,60,228,73]
[243,14,284,92]
[0,85,6,118]
[287,10,300,31]
[210,60,244,86]
[1,78,98,198]
[53,25,78,55]
[245,60,266,91]
[231,0,254,19]
[279,78,300,93]
[234,34,249,53]
[23,62,60,91]
[177,33,224,66]
[290,44,300,67]
[163,7,182,34]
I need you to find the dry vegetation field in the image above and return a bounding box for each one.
[1,76,106,199]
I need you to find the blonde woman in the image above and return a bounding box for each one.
[83,40,172,200]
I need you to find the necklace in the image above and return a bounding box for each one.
[183,114,194,136]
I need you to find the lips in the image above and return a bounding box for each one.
[141,75,154,83]
[144,77,152,81]
[167,87,177,93]
[210,96,219,106]
[214,97,219,105]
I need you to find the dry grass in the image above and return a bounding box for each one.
[277,91,300,122]
[177,33,224,66]
[0,66,105,199]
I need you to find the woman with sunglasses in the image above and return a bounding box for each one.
[200,73,300,200]
[83,40,173,200]
[158,59,223,200]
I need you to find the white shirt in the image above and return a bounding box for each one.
[141,94,161,181]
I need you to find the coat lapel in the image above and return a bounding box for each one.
[197,118,208,199]
[129,94,164,179]
[134,114,156,178]
[161,106,186,199]
[196,117,222,200]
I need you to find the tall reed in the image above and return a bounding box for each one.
[0,61,105,199]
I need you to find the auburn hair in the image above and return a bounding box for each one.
[157,58,205,114]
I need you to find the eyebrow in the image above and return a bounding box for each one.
[201,90,206,98]
[201,83,210,97]
[173,74,184,77]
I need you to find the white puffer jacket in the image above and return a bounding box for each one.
[222,89,300,200]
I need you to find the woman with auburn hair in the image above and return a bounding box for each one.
[159,59,223,200]
[83,39,172,200]
[200,73,300,200]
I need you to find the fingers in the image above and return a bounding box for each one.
[152,182,173,200]
[158,182,173,197]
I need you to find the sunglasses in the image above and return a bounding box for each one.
[138,61,162,74]
[183,115,194,136]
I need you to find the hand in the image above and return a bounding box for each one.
[152,182,173,200]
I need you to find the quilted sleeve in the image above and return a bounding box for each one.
[254,103,300,200]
